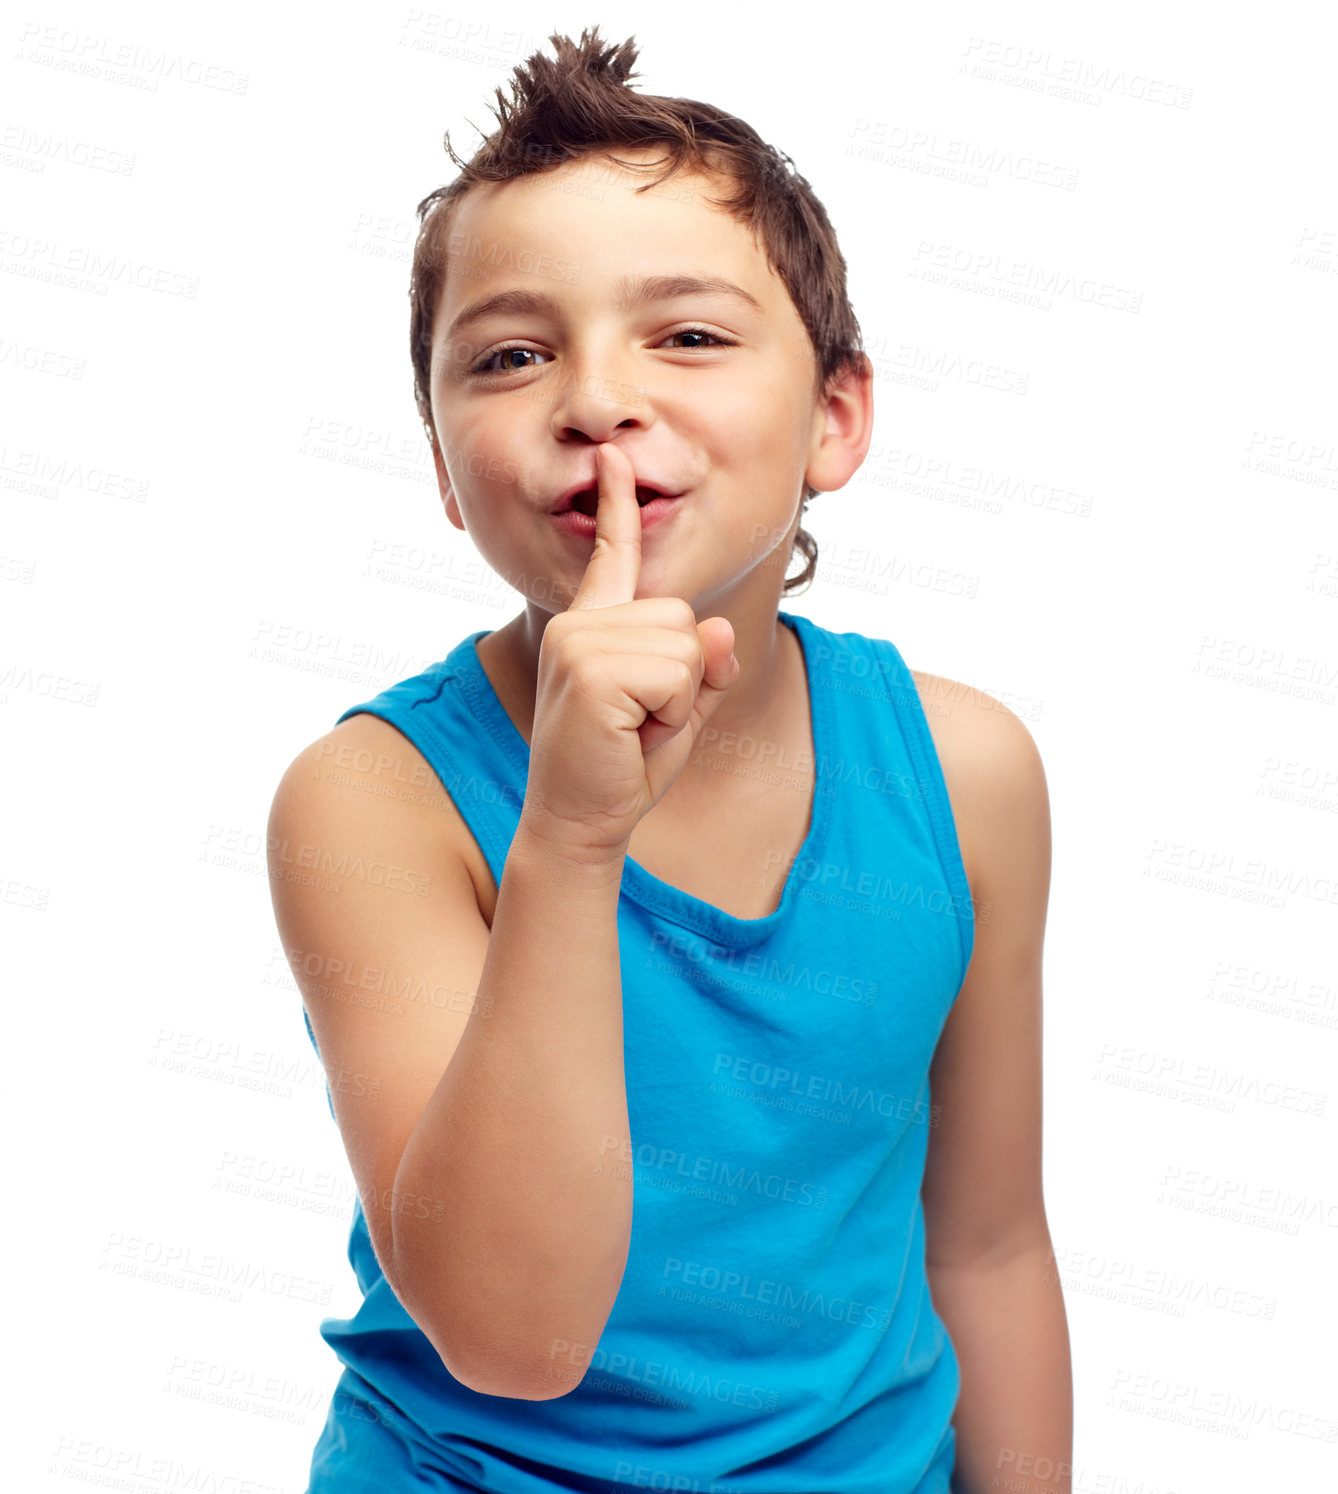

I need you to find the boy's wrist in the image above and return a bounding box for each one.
[511,808,630,883]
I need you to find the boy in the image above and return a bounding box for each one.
[268,26,1072,1494]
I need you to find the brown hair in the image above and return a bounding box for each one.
[409,26,866,595]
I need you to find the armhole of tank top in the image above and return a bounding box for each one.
[335,699,511,897]
[322,679,504,1126]
[299,1003,337,1123]
[871,637,976,986]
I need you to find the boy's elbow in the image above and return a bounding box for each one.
[429,1335,587,1400]
[387,1209,619,1401]
[395,1269,593,1401]
[460,1365,586,1401]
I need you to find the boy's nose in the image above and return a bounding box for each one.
[549,367,650,444]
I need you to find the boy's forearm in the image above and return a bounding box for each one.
[392,823,634,1400]
[927,1241,1074,1494]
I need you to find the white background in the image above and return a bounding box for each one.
[5,1,1336,1489]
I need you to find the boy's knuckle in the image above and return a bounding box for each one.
[668,597,697,632]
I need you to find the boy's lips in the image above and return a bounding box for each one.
[548,478,684,514]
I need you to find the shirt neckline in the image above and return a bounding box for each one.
[458,608,834,949]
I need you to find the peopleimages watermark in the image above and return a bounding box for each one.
[710,1051,936,1127]
[0,123,135,176]
[50,1438,281,1493]
[444,226,580,285]
[0,334,86,378]
[910,239,1141,313]
[0,228,198,296]
[17,22,249,94]
[596,1134,830,1210]
[847,118,1079,191]
[650,929,879,1005]
[764,848,978,918]
[960,36,1194,109]
[660,1253,898,1333]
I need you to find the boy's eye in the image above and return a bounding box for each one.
[664,327,732,351]
[473,346,547,375]
[468,325,738,377]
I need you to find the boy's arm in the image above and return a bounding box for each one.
[916,682,1073,1494]
[267,715,635,1402]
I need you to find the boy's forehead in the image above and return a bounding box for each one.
[479,147,732,215]
[444,150,774,291]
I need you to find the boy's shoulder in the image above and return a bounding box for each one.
[905,665,1048,901]
[273,707,494,916]
[907,665,1039,743]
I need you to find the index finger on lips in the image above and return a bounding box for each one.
[570,442,642,612]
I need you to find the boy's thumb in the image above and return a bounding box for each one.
[701,614,737,686]
[638,619,737,766]
[684,617,740,735]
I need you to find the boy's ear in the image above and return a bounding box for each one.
[805,353,875,496]
[431,435,467,532]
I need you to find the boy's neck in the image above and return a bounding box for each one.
[474,601,802,755]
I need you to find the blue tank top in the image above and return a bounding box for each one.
[300,608,975,1494]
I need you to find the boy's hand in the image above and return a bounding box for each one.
[522,443,739,861]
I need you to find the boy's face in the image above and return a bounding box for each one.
[427,148,865,614]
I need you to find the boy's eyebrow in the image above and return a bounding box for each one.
[443,274,765,343]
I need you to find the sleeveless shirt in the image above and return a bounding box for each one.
[299,608,976,1494]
